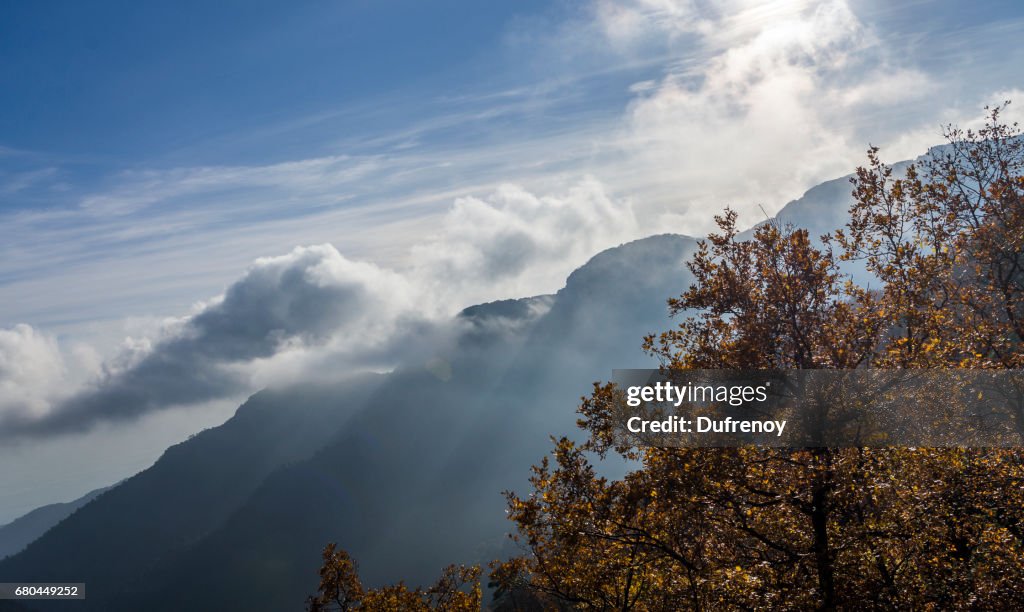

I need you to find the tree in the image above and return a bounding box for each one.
[493,106,1024,610]
[307,543,481,612]
[835,103,1024,370]
[308,543,363,611]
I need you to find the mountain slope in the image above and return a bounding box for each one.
[30,233,698,612]
[0,487,111,561]
[0,376,382,610]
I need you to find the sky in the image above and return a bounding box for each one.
[0,0,1023,522]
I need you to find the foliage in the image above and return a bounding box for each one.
[492,105,1024,610]
[307,543,481,612]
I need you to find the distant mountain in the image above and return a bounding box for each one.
[0,164,886,611]
[0,376,383,610]
[740,158,918,287]
[0,487,111,561]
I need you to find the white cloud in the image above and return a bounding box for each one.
[0,177,641,437]
[0,325,68,419]
[0,167,58,196]
[595,0,705,46]
[79,155,382,216]
[858,89,1024,163]
[0,244,417,435]
[607,0,940,232]
[411,177,639,306]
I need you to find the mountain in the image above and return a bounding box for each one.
[109,233,701,612]
[0,487,111,561]
[0,376,382,611]
[0,233,698,611]
[0,166,865,611]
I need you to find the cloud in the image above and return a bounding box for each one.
[0,177,639,439]
[187,245,417,360]
[78,156,384,217]
[879,90,1024,162]
[595,0,704,45]
[0,325,67,420]
[0,167,59,196]
[602,0,940,232]
[411,177,639,305]
[0,245,422,438]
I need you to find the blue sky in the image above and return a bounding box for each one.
[0,1,654,330]
[1,1,547,161]
[2,1,1020,176]
[1,0,1023,521]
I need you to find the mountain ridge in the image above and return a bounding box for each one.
[0,486,112,561]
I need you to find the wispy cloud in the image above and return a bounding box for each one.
[77,156,383,217]
[0,167,59,196]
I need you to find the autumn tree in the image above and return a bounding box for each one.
[835,103,1024,369]
[307,543,481,612]
[493,106,1024,610]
